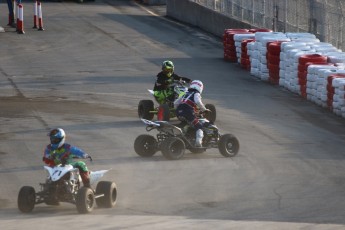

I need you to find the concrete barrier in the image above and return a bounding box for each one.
[167,0,251,38]
[142,0,166,5]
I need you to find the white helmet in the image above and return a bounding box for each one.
[189,80,204,94]
[49,128,66,149]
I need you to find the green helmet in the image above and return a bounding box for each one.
[162,60,174,73]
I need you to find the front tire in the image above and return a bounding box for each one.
[218,134,239,157]
[96,181,117,208]
[138,100,154,120]
[18,186,36,213]
[76,187,95,214]
[134,134,158,157]
[161,137,185,160]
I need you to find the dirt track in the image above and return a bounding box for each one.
[1,1,345,229]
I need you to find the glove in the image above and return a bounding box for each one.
[204,109,212,113]
[87,155,93,162]
[60,157,67,166]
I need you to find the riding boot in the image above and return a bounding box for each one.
[178,121,189,133]
[195,129,204,147]
[80,171,91,188]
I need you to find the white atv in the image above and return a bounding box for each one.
[17,161,117,214]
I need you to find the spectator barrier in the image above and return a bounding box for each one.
[223,29,345,118]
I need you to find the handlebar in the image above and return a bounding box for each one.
[172,80,189,87]
[60,157,68,166]
[196,109,212,118]
[56,155,92,166]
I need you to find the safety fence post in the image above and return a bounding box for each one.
[17,3,24,34]
[37,1,44,31]
[33,0,38,28]
[3,0,45,34]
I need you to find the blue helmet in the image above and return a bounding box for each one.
[49,128,66,149]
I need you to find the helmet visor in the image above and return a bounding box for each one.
[163,68,173,77]
[50,137,62,145]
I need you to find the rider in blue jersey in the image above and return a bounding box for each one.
[43,128,93,188]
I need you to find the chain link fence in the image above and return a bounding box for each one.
[191,0,345,50]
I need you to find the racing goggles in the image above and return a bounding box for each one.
[50,137,62,144]
[164,69,173,77]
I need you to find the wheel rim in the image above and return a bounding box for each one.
[226,141,235,153]
[142,137,155,153]
[225,139,238,155]
[171,141,183,155]
[86,193,94,209]
[143,141,150,150]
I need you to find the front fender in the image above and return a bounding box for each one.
[44,164,74,181]
[44,166,54,176]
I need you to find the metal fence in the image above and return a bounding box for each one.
[191,0,345,50]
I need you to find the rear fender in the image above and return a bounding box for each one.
[148,89,154,95]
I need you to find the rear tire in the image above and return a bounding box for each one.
[76,187,95,214]
[157,104,170,121]
[96,181,117,208]
[134,134,158,157]
[161,137,185,160]
[205,104,216,123]
[138,100,154,120]
[218,134,239,157]
[18,186,36,213]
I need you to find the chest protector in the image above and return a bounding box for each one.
[47,144,71,158]
[181,91,198,112]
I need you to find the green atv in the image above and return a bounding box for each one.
[138,81,216,122]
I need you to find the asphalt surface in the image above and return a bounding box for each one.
[1,0,345,229]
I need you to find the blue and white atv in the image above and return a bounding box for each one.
[134,116,239,160]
